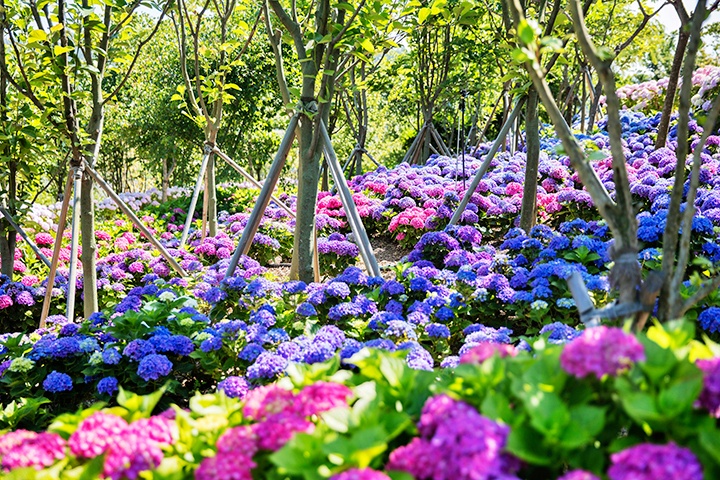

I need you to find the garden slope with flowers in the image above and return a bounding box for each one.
[0,69,720,478]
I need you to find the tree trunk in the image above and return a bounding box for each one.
[0,30,15,280]
[587,80,602,131]
[290,115,321,282]
[655,29,690,148]
[520,89,539,232]
[0,164,17,279]
[81,113,102,318]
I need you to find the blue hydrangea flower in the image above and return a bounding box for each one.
[247,352,288,379]
[137,354,173,381]
[699,307,720,333]
[296,302,317,317]
[200,336,223,352]
[102,347,122,365]
[97,376,119,396]
[425,323,451,338]
[239,343,265,362]
[43,371,73,393]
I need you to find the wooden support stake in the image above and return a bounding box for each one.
[448,97,526,227]
[225,114,299,279]
[179,145,213,248]
[83,162,188,277]
[40,170,74,328]
[65,166,84,322]
[0,207,51,268]
[213,148,295,218]
[319,120,381,278]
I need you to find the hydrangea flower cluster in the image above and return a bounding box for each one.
[607,442,703,480]
[560,327,645,379]
[387,394,519,479]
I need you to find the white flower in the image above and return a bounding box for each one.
[158,291,176,302]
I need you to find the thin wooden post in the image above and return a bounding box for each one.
[66,166,83,322]
[402,123,427,165]
[225,114,299,279]
[319,120,381,278]
[40,170,74,328]
[0,207,51,268]
[179,144,213,248]
[83,162,188,277]
[213,147,295,218]
[448,97,526,227]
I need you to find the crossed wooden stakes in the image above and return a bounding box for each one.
[221,114,381,281]
[38,161,188,328]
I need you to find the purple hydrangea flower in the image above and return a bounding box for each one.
[97,376,119,396]
[560,326,644,379]
[608,442,702,480]
[218,376,250,399]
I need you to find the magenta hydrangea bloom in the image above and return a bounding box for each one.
[558,470,601,480]
[69,412,128,458]
[696,357,720,417]
[242,384,295,421]
[560,326,644,379]
[126,416,175,445]
[330,468,391,480]
[0,430,37,456]
[1,432,66,471]
[35,232,54,246]
[608,442,703,480]
[295,382,353,417]
[388,394,519,480]
[103,433,164,480]
[459,342,517,365]
[216,426,257,457]
[195,452,255,480]
[253,412,314,451]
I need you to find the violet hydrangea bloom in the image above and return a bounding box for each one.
[696,357,720,417]
[560,326,644,379]
[558,470,601,480]
[330,468,391,480]
[608,442,703,480]
[217,376,250,399]
[388,394,519,480]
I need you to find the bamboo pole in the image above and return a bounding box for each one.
[448,97,526,227]
[225,114,299,279]
[0,207,51,268]
[319,120,381,278]
[179,144,213,248]
[83,163,188,277]
[213,148,295,218]
[39,170,74,328]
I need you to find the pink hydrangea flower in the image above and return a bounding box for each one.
[242,385,296,421]
[460,342,517,365]
[35,232,54,246]
[295,382,353,417]
[69,412,128,458]
[1,432,66,471]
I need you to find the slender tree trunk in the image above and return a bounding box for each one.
[587,80,602,131]
[290,115,321,282]
[81,111,102,318]
[655,30,690,148]
[0,161,17,279]
[520,89,539,232]
[0,28,15,280]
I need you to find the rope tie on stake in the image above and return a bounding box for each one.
[203,142,214,154]
[296,99,319,119]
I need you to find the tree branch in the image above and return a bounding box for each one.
[104,1,171,105]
